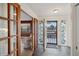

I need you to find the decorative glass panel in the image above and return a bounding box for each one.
[0,39,8,56]
[60,20,66,44]
[11,21,16,35]
[38,21,44,44]
[0,19,8,38]
[0,3,7,18]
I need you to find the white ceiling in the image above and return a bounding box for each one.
[26,3,71,17]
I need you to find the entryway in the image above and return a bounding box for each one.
[46,21,57,48]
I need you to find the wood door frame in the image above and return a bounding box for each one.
[8,3,20,56]
[43,19,45,51]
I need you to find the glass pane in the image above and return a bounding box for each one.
[21,24,31,33]
[11,36,16,55]
[0,39,8,56]
[60,20,66,44]
[47,21,56,32]
[11,21,16,35]
[0,3,7,18]
[10,5,16,20]
[0,19,8,38]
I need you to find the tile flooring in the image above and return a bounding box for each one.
[33,45,71,56]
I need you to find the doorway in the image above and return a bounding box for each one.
[46,21,57,48]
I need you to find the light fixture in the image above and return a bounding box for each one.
[53,9,59,13]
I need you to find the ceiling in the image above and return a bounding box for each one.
[26,3,71,18]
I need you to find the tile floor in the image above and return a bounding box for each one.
[33,45,71,56]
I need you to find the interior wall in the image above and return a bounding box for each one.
[20,3,38,19]
[38,14,72,49]
[71,3,79,56]
[20,11,32,20]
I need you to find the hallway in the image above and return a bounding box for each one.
[0,3,78,56]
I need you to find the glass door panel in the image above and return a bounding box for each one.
[10,21,16,35]
[11,37,16,52]
[0,3,7,18]
[0,39,8,56]
[9,4,19,56]
[0,19,8,38]
[10,5,16,20]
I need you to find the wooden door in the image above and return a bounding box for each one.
[8,3,21,56]
[0,3,21,56]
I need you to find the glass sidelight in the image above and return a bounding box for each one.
[38,21,44,45]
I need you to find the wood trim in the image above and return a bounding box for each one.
[0,37,9,41]
[43,19,45,51]
[56,21,58,45]
[8,49,18,56]
[15,4,21,56]
[0,35,17,41]
[33,18,38,49]
[32,17,34,51]
[21,21,32,23]
[8,3,11,55]
[0,16,14,21]
[0,16,8,20]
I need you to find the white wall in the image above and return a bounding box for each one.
[71,4,77,56]
[38,13,72,49]
[20,11,32,20]
[20,3,38,19]
[71,3,79,56]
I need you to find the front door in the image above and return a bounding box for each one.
[46,21,57,48]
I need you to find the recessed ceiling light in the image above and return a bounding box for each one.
[53,9,59,13]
